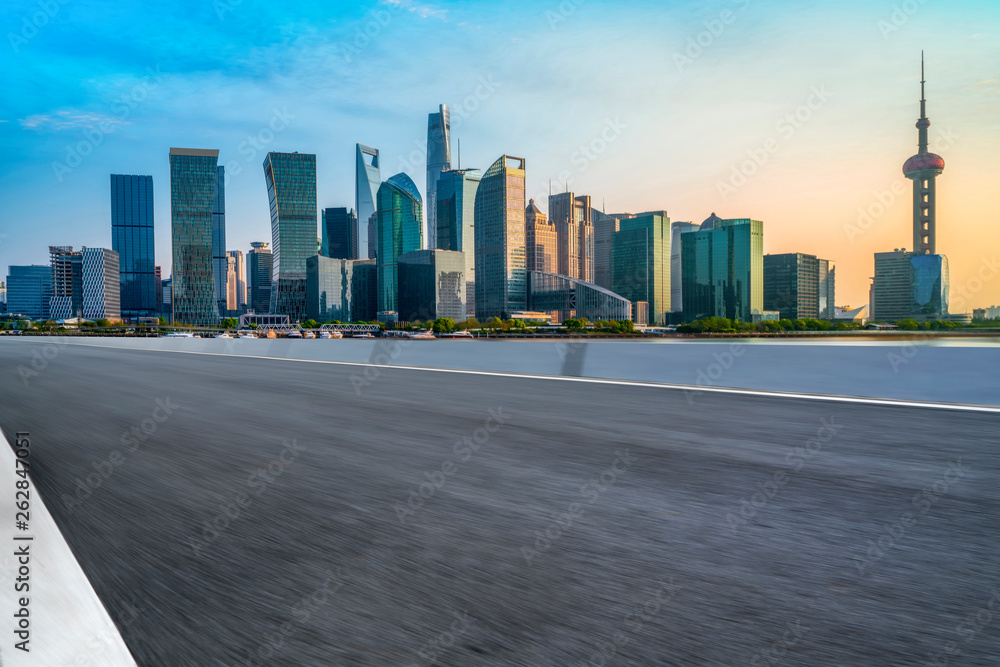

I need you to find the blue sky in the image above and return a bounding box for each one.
[1,0,998,308]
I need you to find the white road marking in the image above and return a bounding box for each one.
[32,340,1000,414]
[0,427,138,667]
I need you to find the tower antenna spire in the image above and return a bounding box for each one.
[920,50,927,120]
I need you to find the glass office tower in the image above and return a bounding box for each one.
[426,104,451,250]
[247,242,273,313]
[264,152,317,321]
[82,247,121,320]
[111,174,156,318]
[397,249,466,322]
[681,215,764,322]
[669,221,698,312]
[169,148,220,326]
[321,207,359,260]
[910,253,949,319]
[611,211,671,325]
[549,192,594,283]
[474,155,527,320]
[763,253,821,320]
[436,168,480,315]
[5,266,52,319]
[212,166,227,317]
[355,144,381,260]
[376,173,423,315]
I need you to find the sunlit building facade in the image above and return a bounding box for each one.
[474,155,527,320]
[376,173,423,315]
[169,147,220,326]
[265,151,317,321]
[549,192,594,283]
[81,247,121,320]
[526,199,557,275]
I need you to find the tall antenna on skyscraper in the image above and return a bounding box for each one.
[920,50,926,119]
[457,138,461,170]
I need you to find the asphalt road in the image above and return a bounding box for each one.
[0,339,998,666]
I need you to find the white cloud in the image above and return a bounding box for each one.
[19,110,129,132]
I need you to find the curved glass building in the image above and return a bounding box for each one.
[355,144,381,260]
[376,173,423,315]
[527,271,632,322]
[426,104,451,250]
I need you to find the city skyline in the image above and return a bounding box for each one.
[2,1,999,310]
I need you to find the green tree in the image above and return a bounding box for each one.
[618,320,635,333]
[898,318,919,330]
[96,319,111,328]
[433,318,456,333]
[221,317,240,329]
[488,317,503,330]
[301,319,319,329]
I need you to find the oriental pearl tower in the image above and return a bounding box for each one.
[902,52,945,256]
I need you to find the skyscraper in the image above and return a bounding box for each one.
[871,249,916,321]
[904,54,945,256]
[306,256,377,323]
[49,246,82,319]
[593,209,624,290]
[247,242,272,313]
[264,151,317,321]
[154,265,162,314]
[355,144,381,260]
[169,148,219,326]
[611,211,671,325]
[81,247,120,320]
[474,155,526,321]
[226,249,246,313]
[437,168,480,315]
[763,253,822,320]
[426,104,452,250]
[526,199,557,274]
[321,207,359,260]
[376,173,423,315]
[212,166,227,317]
[681,214,764,322]
[111,174,156,318]
[549,192,594,283]
[669,221,698,313]
[818,259,836,319]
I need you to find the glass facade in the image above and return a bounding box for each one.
[611,211,671,325]
[818,259,836,319]
[170,148,220,326]
[911,254,949,318]
[437,169,480,315]
[426,104,451,250]
[549,192,594,282]
[593,209,622,290]
[763,253,821,320]
[226,250,246,313]
[265,152,317,322]
[6,265,52,319]
[527,271,632,322]
[376,172,423,314]
[306,256,377,322]
[111,174,156,318]
[212,166,227,317]
[681,217,764,322]
[669,221,698,312]
[397,249,466,322]
[322,207,358,260]
[49,246,83,318]
[355,144,381,260]
[247,242,272,313]
[474,155,527,320]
